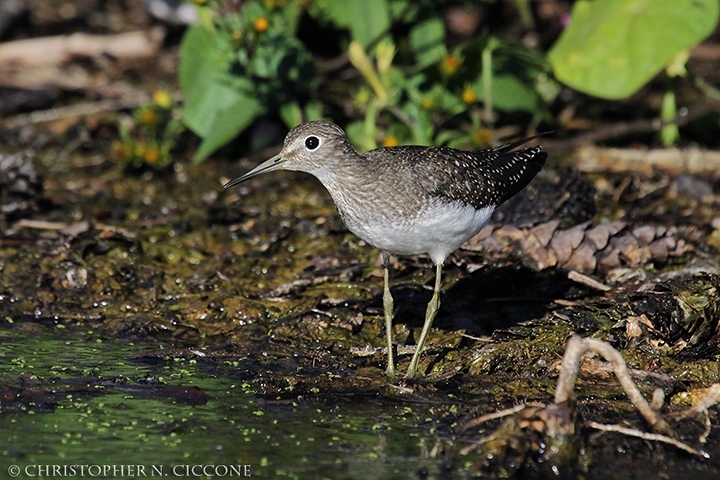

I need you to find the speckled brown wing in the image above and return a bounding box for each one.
[362,138,546,211]
[424,140,547,210]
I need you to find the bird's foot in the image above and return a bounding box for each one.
[405,365,421,379]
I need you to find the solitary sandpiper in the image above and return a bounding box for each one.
[224,121,547,378]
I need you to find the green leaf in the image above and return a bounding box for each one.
[402,103,432,145]
[489,74,539,113]
[344,121,367,151]
[409,17,447,68]
[180,25,266,161]
[179,25,230,136]
[325,0,390,48]
[279,102,303,128]
[303,101,324,122]
[548,0,719,99]
[192,86,263,162]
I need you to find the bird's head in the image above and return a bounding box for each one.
[223,121,353,189]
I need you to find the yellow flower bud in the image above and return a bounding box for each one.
[254,17,269,32]
[462,89,477,104]
[144,147,161,165]
[138,107,159,126]
[441,55,461,76]
[382,135,399,147]
[152,90,173,109]
[472,128,493,147]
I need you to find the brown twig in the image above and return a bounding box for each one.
[3,97,147,128]
[545,101,720,151]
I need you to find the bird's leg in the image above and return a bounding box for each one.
[382,252,396,376]
[406,262,443,378]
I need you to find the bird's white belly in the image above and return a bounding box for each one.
[343,201,494,264]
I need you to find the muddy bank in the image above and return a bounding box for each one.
[0,143,719,477]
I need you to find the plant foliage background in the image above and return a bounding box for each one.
[175,0,719,163]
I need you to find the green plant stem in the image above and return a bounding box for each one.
[689,70,720,102]
[363,100,380,151]
[481,42,494,127]
[386,105,414,128]
[660,78,679,146]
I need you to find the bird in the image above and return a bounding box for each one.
[223,121,547,378]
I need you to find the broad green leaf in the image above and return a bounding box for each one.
[279,102,303,128]
[179,25,229,136]
[388,0,412,19]
[180,25,266,161]
[409,17,447,68]
[183,80,248,140]
[548,0,719,99]
[325,0,390,48]
[303,101,324,122]
[193,88,263,162]
[490,74,539,113]
[344,121,367,151]
[470,72,539,114]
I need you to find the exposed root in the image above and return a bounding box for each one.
[567,269,611,291]
[460,334,715,473]
[459,403,541,432]
[587,421,708,458]
[555,335,676,438]
[667,383,720,444]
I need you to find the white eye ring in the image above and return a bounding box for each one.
[304,135,322,151]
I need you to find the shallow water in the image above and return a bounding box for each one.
[0,325,457,480]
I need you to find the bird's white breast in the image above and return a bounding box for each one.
[341,199,494,265]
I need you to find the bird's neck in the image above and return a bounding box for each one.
[312,148,372,192]
[313,155,384,223]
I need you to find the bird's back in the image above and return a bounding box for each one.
[362,137,547,211]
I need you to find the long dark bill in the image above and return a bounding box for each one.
[223,153,285,190]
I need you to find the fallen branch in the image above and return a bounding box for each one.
[545,101,720,154]
[3,97,147,128]
[0,28,165,67]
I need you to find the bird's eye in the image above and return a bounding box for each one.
[305,136,320,150]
